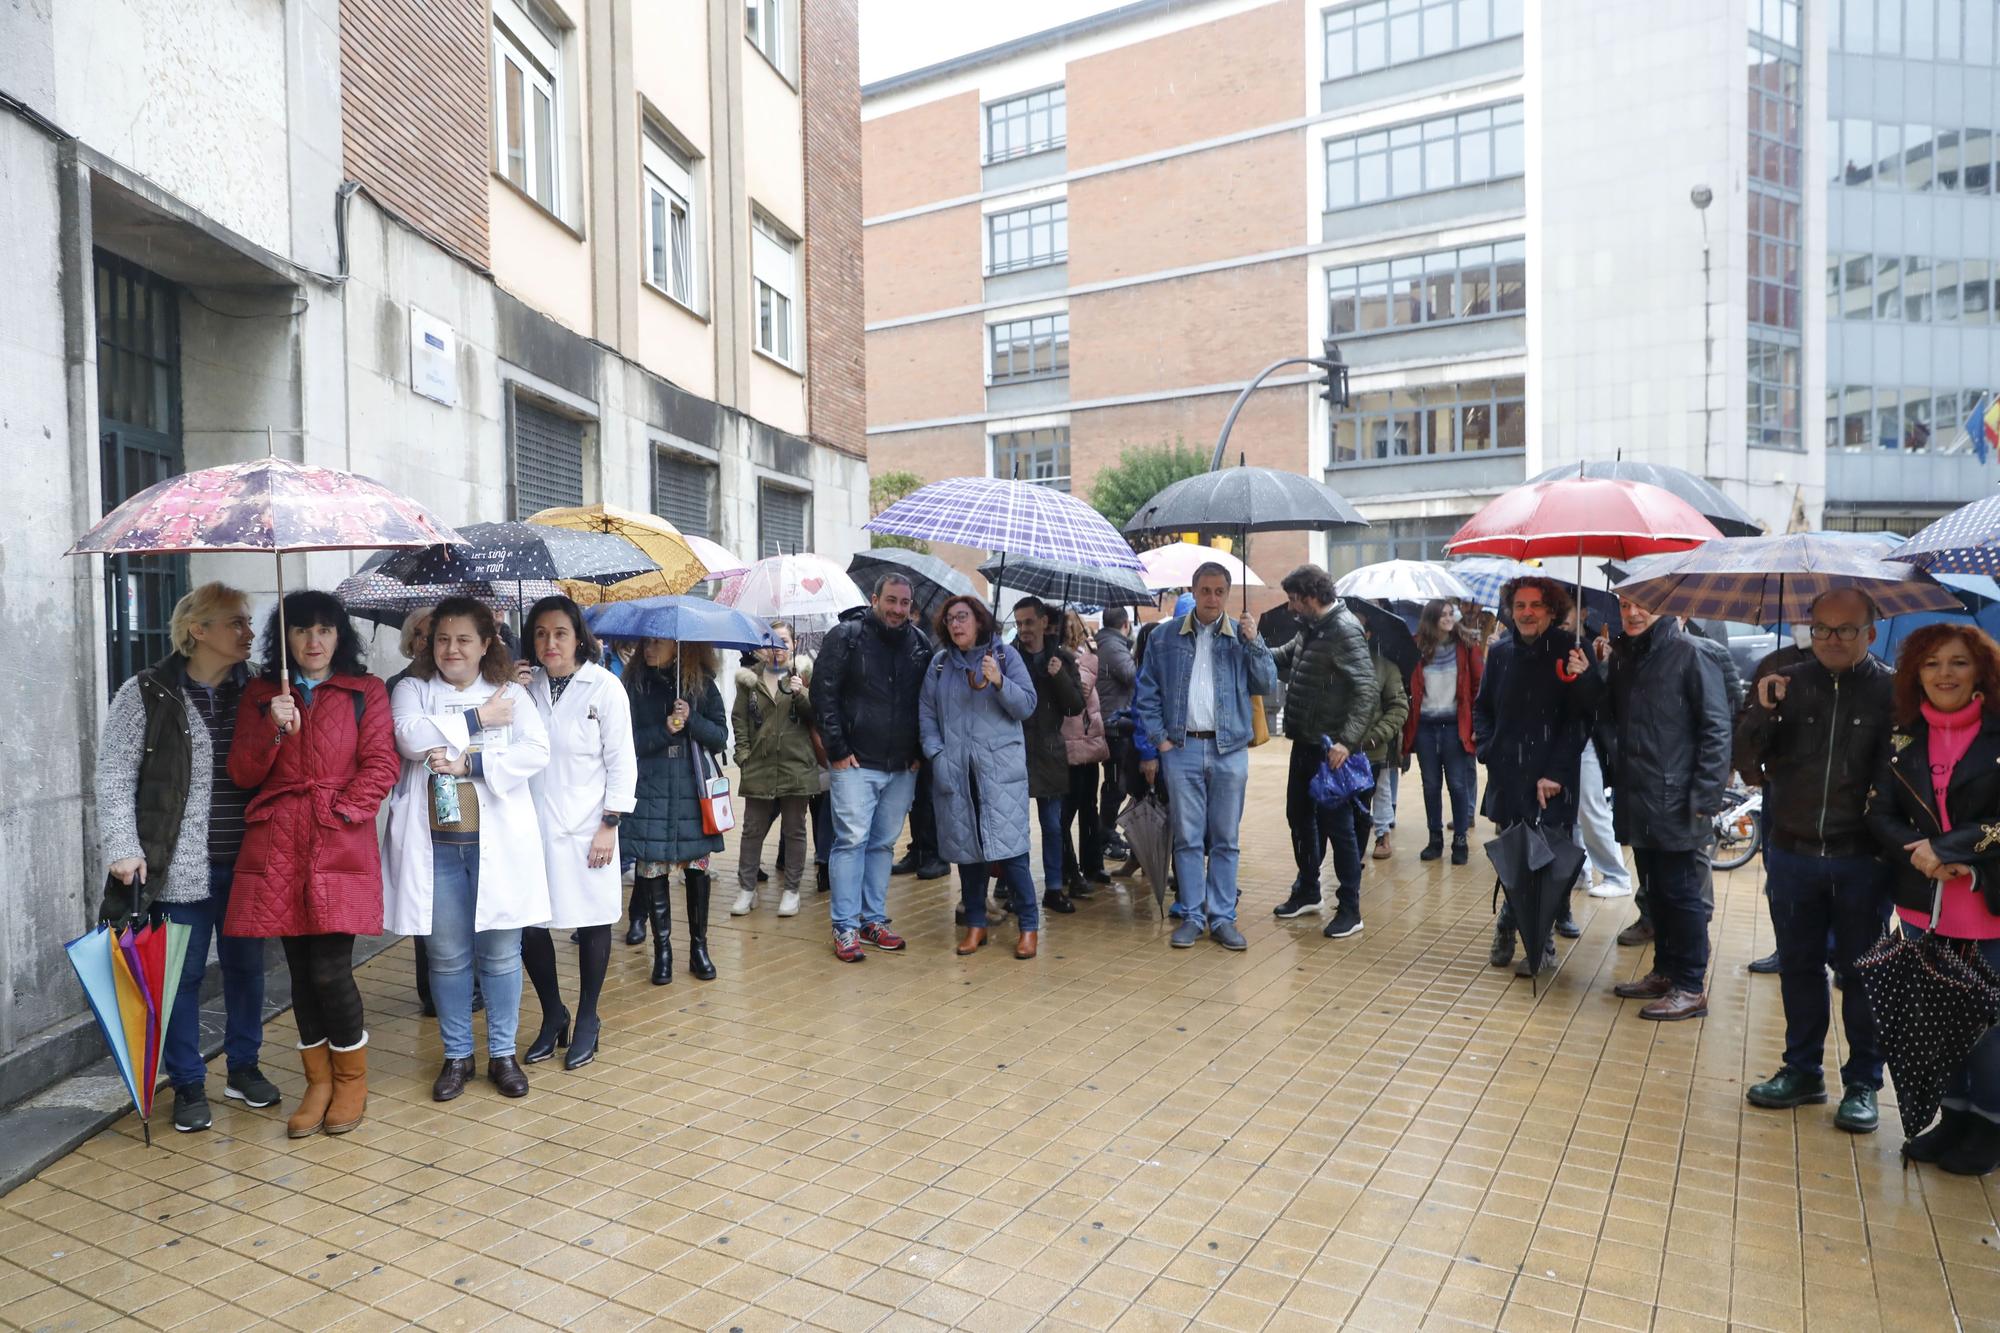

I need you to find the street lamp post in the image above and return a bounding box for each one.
[1205,341,1350,472]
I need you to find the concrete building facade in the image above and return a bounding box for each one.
[0,0,866,1105]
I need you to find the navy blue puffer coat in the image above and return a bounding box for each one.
[626,671,727,863]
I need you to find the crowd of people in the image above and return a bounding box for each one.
[95,559,2000,1176]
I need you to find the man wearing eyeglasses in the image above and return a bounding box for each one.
[1732,588,1894,1133]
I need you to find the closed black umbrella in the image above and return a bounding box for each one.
[1484,820,1587,990]
[1117,794,1174,916]
[1528,459,1761,538]
[362,521,657,586]
[1855,926,2000,1142]
[1346,597,1419,678]
[978,555,1153,607]
[1123,466,1368,538]
[847,548,973,625]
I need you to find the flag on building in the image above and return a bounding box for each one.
[1967,393,1997,464]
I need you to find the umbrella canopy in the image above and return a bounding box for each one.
[865,476,1143,570]
[1446,556,1544,608]
[1528,459,1762,538]
[1336,559,1471,604]
[1116,794,1173,914]
[716,554,867,621]
[1483,821,1586,989]
[529,503,709,602]
[1446,477,1724,562]
[64,920,191,1144]
[335,571,563,628]
[685,534,751,581]
[1855,927,2000,1140]
[1611,534,1963,624]
[1889,495,2000,576]
[366,521,657,588]
[586,595,776,651]
[1137,543,1264,592]
[1123,466,1368,538]
[848,548,974,624]
[979,555,1154,607]
[1346,597,1420,678]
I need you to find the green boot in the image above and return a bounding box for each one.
[1746,1067,1828,1109]
[1834,1084,1879,1133]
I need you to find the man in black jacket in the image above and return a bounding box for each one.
[810,574,933,962]
[1733,589,1893,1131]
[1575,597,1733,1020]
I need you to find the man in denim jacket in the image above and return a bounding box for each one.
[1134,564,1278,951]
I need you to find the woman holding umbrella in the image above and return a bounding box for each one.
[922,595,1042,958]
[625,636,728,984]
[1404,599,1484,865]
[228,591,400,1136]
[1866,624,2000,1175]
[1010,598,1087,914]
[1059,609,1112,898]
[731,622,816,919]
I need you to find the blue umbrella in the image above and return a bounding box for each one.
[1889,496,2000,576]
[586,595,776,651]
[1446,556,1542,608]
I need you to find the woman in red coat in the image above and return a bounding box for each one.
[228,590,398,1139]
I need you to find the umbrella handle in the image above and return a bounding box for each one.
[275,555,290,696]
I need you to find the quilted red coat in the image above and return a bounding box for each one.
[226,674,398,938]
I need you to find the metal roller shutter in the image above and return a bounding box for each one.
[759,483,809,558]
[511,398,586,518]
[652,449,715,538]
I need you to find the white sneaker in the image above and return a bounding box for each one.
[1587,880,1633,898]
[777,889,800,917]
[730,889,757,916]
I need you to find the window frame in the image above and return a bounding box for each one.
[987,312,1071,384]
[1325,237,1525,338]
[745,0,792,80]
[750,211,801,369]
[1328,376,1526,467]
[492,0,563,217]
[1324,100,1524,212]
[1322,0,1525,81]
[757,481,812,559]
[985,199,1069,275]
[990,425,1071,490]
[642,134,699,312]
[652,445,718,540]
[984,85,1068,164]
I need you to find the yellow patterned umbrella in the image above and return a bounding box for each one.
[527,503,707,604]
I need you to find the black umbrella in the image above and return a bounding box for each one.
[1855,924,2000,1141]
[978,555,1153,607]
[1123,466,1369,538]
[1117,793,1173,915]
[848,548,973,625]
[1483,820,1586,991]
[1346,597,1419,678]
[361,521,658,587]
[1529,459,1761,538]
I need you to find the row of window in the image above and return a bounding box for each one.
[1325,101,1523,212]
[1329,377,1527,465]
[1750,0,1804,45]
[1747,49,1804,193]
[1828,384,1991,454]
[1325,239,1525,336]
[1748,337,1804,451]
[986,86,1066,163]
[1831,0,2000,63]
[1322,0,1524,81]
[1829,120,1999,193]
[992,427,1070,490]
[989,313,1069,383]
[988,200,1067,275]
[1830,252,2000,323]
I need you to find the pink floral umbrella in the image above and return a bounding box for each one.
[69,456,462,691]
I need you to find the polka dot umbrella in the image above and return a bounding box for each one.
[1888,495,2000,577]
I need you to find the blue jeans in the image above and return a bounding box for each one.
[155,860,267,1090]
[1414,716,1476,838]
[1573,742,1629,891]
[1910,930,2000,1122]
[428,843,522,1059]
[1161,737,1248,930]
[1036,796,1064,893]
[959,854,1040,931]
[1767,846,1891,1087]
[829,765,916,933]
[1369,766,1399,833]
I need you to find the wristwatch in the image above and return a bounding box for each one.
[600,812,622,828]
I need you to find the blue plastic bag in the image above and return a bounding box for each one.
[1308,737,1375,811]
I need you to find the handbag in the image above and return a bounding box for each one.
[1308,738,1375,811]
[694,745,736,835]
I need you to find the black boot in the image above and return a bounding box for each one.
[816,862,830,894]
[685,868,718,981]
[1450,834,1469,866]
[625,879,648,946]
[1905,1106,1976,1164]
[1419,831,1444,862]
[1939,1114,2000,1176]
[644,875,673,985]
[1489,920,1515,968]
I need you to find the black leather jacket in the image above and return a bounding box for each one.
[810,612,933,771]
[1578,617,1732,852]
[1865,708,2000,916]
[1733,655,1893,858]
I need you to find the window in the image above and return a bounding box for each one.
[746,0,789,77]
[751,213,798,364]
[759,484,810,558]
[1329,377,1525,465]
[987,200,1068,274]
[1323,0,1524,81]
[1325,238,1525,335]
[986,86,1066,162]
[653,448,716,539]
[511,397,586,518]
[492,0,562,214]
[991,426,1070,489]
[988,313,1069,382]
[642,136,696,309]
[1325,515,1468,581]
[1324,101,1523,210]
[1747,337,1802,450]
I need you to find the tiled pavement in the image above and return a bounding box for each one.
[5,749,1998,1332]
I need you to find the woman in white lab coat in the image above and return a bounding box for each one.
[385,597,551,1104]
[517,596,636,1071]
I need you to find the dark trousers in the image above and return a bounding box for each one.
[1061,762,1104,879]
[1098,739,1129,844]
[283,933,363,1048]
[1287,740,1364,910]
[1767,847,1891,1087]
[153,860,266,1089]
[1633,846,1711,993]
[1413,716,1476,837]
[906,763,938,862]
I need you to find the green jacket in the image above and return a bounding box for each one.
[1359,649,1410,769]
[731,659,821,799]
[1270,603,1375,748]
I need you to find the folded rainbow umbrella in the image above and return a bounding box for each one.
[65,920,191,1145]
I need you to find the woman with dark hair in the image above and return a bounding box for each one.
[624,637,728,984]
[1058,608,1111,898]
[1010,597,1086,914]
[227,590,399,1137]
[385,597,551,1102]
[518,596,635,1070]
[1866,624,2000,1175]
[923,595,1043,957]
[731,622,816,919]
[1404,598,1484,865]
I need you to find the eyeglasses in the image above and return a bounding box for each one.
[1810,623,1863,642]
[944,609,977,625]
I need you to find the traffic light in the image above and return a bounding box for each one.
[1319,339,1349,410]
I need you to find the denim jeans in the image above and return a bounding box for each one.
[1286,740,1362,906]
[1633,846,1711,993]
[829,765,916,933]
[1910,930,2000,1123]
[1573,743,1631,892]
[1413,716,1476,837]
[428,842,523,1059]
[959,854,1040,931]
[155,860,267,1090]
[1766,846,1891,1087]
[1161,737,1248,930]
[1369,766,1399,833]
[1036,796,1065,892]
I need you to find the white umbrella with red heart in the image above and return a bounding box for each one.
[714,553,867,623]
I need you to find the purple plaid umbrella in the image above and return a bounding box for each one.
[864,477,1143,571]
[1612,534,1963,624]
[1889,495,2000,578]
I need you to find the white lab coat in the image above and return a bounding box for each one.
[383,674,552,935]
[527,661,638,928]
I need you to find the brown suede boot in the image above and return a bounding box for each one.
[287,1042,334,1139]
[323,1034,368,1135]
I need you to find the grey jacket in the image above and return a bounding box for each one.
[94,672,214,905]
[1093,627,1137,718]
[920,640,1038,864]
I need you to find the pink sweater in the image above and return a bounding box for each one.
[1896,699,1999,939]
